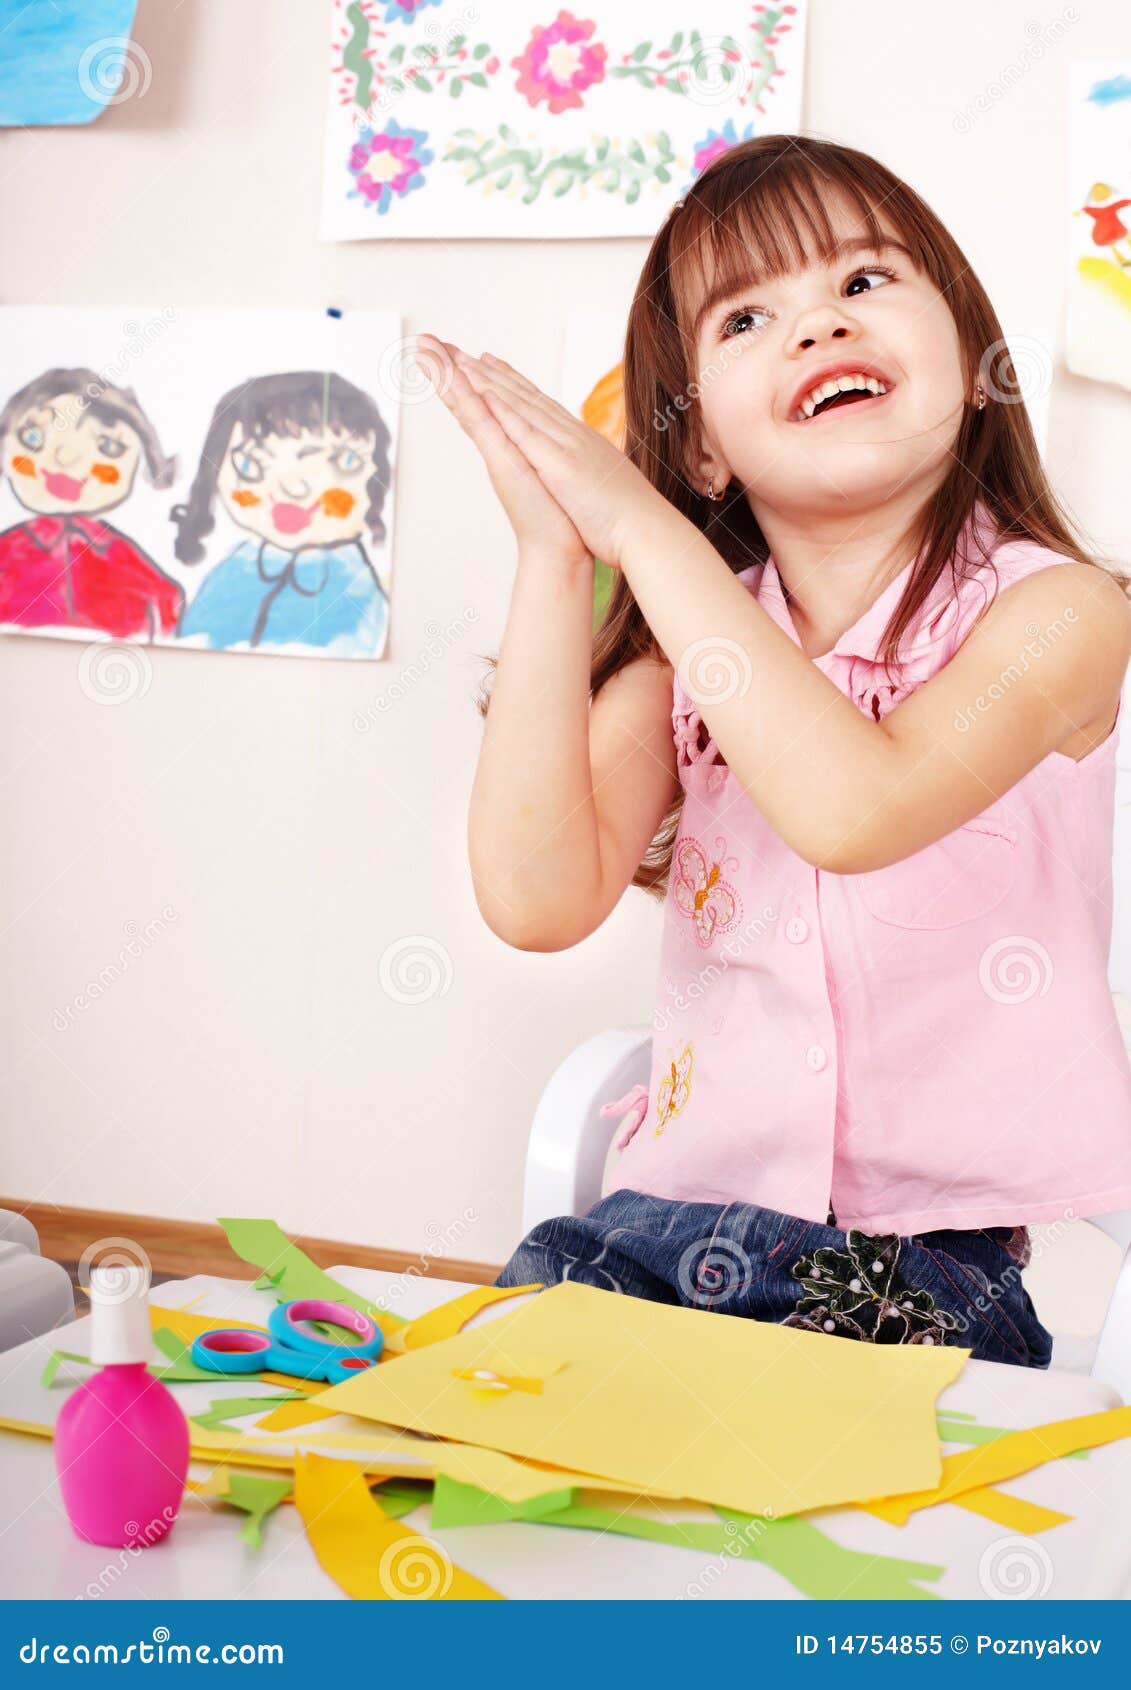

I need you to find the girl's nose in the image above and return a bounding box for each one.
[277,476,311,500]
[791,306,857,353]
[52,435,83,469]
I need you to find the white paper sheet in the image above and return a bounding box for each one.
[320,0,807,242]
[0,307,401,661]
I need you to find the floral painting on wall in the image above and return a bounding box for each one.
[320,0,807,240]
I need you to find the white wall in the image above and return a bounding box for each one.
[1,0,1129,1273]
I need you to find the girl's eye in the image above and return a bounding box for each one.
[230,447,265,483]
[329,445,363,475]
[720,305,772,339]
[844,265,896,297]
[96,434,128,459]
[17,423,44,452]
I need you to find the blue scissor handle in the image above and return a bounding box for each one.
[190,1299,383,1386]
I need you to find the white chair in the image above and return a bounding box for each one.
[0,1209,75,1351]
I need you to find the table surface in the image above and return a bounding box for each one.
[2,1266,1130,1601]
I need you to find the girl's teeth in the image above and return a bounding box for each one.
[794,372,890,421]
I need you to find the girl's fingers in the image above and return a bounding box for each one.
[420,347,534,477]
[455,353,577,447]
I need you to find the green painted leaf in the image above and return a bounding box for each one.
[469,72,488,87]
[473,41,491,59]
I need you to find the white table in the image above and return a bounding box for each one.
[2,1267,1130,1601]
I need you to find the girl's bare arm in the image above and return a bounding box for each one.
[469,550,677,951]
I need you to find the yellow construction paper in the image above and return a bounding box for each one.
[310,1280,966,1518]
[254,1400,338,1432]
[292,1451,501,1600]
[864,1404,1131,1525]
[395,1283,542,1352]
[951,1486,1071,1534]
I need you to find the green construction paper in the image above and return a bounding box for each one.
[714,1510,944,1601]
[216,1472,293,1549]
[540,1502,943,1601]
[371,1478,434,1521]
[40,1351,94,1388]
[190,1394,303,1434]
[430,1474,575,1528]
[150,1327,226,1383]
[936,1414,1089,1458]
[218,1218,407,1328]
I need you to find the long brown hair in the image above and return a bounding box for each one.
[477,134,1125,901]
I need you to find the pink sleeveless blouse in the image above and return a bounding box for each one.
[606,509,1131,1236]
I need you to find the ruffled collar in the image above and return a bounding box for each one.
[740,502,1000,676]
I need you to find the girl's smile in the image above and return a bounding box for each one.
[787,362,895,425]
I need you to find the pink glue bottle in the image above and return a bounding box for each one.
[54,1264,189,1548]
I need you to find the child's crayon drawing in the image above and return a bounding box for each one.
[1067,63,1131,393]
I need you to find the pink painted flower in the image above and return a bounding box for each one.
[512,10,607,114]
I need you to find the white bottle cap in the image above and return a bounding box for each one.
[88,1265,154,1366]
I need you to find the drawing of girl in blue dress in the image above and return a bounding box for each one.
[173,371,392,657]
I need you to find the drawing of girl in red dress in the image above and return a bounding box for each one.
[0,368,183,639]
[1079,181,1131,267]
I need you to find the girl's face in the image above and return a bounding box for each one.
[216,424,375,549]
[686,198,967,523]
[3,396,142,516]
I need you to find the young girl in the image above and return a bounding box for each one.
[416,135,1131,1368]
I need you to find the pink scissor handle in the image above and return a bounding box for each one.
[197,1329,271,1354]
[279,1298,375,1345]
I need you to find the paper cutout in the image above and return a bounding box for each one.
[0,0,140,127]
[193,1469,294,1548]
[935,1414,1089,1457]
[312,1280,965,1517]
[396,1283,542,1352]
[253,1400,338,1432]
[190,1395,304,1434]
[218,1219,406,1340]
[40,1351,93,1388]
[151,1328,225,1383]
[865,1404,1131,1525]
[430,1474,574,1529]
[539,1498,943,1600]
[372,1479,434,1521]
[951,1487,1072,1534]
[452,1363,560,1396]
[292,1452,502,1601]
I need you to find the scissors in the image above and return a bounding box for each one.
[191,1298,384,1385]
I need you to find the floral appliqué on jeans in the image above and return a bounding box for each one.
[783,1230,962,1345]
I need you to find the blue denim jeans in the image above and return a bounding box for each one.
[495,1188,1054,1369]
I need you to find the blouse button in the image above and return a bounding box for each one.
[785,916,809,944]
[805,1043,828,1073]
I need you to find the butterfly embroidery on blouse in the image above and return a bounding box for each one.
[655,1043,694,1135]
[672,835,743,947]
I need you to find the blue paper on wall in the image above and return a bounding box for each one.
[0,1,141,128]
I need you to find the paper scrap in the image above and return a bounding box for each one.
[936,1414,1089,1457]
[372,1479,433,1521]
[311,1280,966,1518]
[430,1474,574,1529]
[218,1218,407,1340]
[152,1328,226,1383]
[292,1452,501,1600]
[40,1351,94,1388]
[865,1404,1131,1525]
[192,1469,293,1548]
[253,1400,338,1433]
[397,1283,542,1352]
[190,1395,304,1434]
[951,1487,1072,1534]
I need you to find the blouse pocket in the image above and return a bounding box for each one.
[853,807,1018,930]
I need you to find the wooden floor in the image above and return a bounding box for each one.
[3,1200,502,1298]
